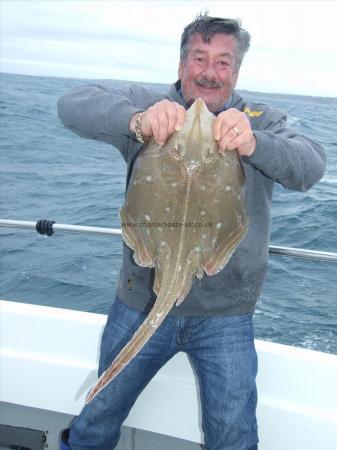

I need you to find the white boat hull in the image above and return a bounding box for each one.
[1,300,337,449]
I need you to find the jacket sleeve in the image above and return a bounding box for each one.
[242,109,326,191]
[57,83,165,159]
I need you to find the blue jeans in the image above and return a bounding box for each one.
[68,297,258,450]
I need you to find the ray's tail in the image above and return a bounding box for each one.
[86,287,178,404]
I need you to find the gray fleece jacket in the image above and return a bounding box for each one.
[57,81,326,316]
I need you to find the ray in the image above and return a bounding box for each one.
[86,98,248,404]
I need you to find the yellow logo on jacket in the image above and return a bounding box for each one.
[243,106,264,118]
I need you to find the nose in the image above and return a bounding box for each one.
[201,60,217,80]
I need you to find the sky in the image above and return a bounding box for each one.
[1,0,337,97]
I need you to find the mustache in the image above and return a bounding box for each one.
[195,78,224,90]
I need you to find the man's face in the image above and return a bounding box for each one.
[178,33,240,113]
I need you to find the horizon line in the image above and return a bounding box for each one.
[1,70,337,101]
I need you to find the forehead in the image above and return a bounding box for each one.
[188,32,237,57]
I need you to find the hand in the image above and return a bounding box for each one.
[214,108,256,156]
[130,100,186,146]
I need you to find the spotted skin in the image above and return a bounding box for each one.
[86,98,248,404]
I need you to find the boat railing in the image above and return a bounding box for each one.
[0,218,337,262]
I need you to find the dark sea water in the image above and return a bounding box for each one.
[1,72,336,354]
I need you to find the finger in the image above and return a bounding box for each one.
[218,127,240,152]
[166,105,178,136]
[142,105,162,143]
[156,103,186,144]
[227,130,253,152]
[156,109,170,145]
[151,111,161,144]
[226,133,247,151]
[223,115,252,151]
[151,101,170,145]
[142,102,168,145]
[220,130,250,152]
[214,114,228,141]
[217,114,250,151]
[175,105,186,131]
[214,109,240,141]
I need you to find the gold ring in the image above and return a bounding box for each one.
[233,126,240,135]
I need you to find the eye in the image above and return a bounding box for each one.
[218,60,230,69]
[194,56,205,65]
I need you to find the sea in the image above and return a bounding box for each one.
[0,72,336,355]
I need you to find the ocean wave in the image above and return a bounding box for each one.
[1,72,336,354]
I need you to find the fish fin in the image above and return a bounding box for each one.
[119,208,155,267]
[202,223,248,275]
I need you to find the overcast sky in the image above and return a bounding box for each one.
[1,0,337,97]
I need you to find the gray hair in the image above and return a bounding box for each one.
[180,13,251,70]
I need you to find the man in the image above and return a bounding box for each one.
[58,14,325,450]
